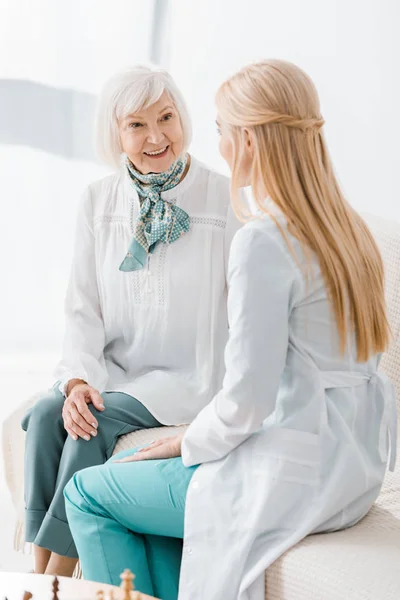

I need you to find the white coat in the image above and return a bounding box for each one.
[179,208,397,600]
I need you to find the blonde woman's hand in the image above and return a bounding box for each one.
[63,381,105,441]
[114,433,184,463]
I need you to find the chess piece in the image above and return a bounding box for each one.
[52,576,59,600]
[22,593,32,600]
[120,569,134,600]
[119,568,143,600]
[96,591,104,600]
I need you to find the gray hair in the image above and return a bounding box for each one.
[95,65,192,169]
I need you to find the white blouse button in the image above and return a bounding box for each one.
[192,481,199,490]
[187,547,193,555]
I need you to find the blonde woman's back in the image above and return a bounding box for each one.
[239,210,380,434]
[216,59,390,363]
[177,208,396,599]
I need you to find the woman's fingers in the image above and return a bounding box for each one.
[134,445,172,461]
[73,395,98,429]
[63,412,94,441]
[137,439,163,451]
[63,384,103,438]
[90,390,105,412]
[69,404,97,437]
[114,439,179,462]
[65,426,78,441]
[114,450,157,463]
[134,438,174,454]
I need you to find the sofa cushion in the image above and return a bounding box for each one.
[113,424,189,455]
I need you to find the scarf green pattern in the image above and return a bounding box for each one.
[120,154,190,272]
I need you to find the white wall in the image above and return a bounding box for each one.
[167,0,399,221]
[0,0,398,354]
[0,0,154,353]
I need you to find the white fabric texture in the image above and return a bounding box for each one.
[265,438,400,600]
[2,212,400,599]
[54,156,241,425]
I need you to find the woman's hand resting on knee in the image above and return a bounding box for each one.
[63,380,105,441]
[113,433,184,462]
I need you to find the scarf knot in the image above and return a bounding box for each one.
[120,154,190,272]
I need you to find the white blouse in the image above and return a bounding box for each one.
[54,156,241,425]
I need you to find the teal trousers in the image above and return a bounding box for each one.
[64,448,198,600]
[21,385,161,557]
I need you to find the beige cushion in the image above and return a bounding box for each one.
[113,425,189,455]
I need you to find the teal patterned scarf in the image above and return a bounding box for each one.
[120,154,190,271]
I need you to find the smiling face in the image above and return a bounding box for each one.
[118,91,184,174]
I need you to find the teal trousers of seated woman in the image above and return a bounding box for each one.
[21,385,161,558]
[64,449,198,600]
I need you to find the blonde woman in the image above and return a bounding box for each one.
[65,60,397,600]
[20,65,240,578]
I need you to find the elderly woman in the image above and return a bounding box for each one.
[21,65,239,577]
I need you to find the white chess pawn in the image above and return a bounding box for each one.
[120,569,136,600]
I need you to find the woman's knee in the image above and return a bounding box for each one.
[21,388,64,431]
[64,465,105,513]
[64,471,82,509]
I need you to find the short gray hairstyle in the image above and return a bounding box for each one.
[95,65,193,169]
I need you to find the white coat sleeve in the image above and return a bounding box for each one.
[181,224,295,466]
[223,201,243,279]
[54,187,108,394]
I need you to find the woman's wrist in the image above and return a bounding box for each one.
[65,378,87,396]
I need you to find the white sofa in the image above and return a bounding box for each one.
[2,214,400,599]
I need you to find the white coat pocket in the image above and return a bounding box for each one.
[251,427,321,487]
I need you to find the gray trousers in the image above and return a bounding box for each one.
[21,385,161,558]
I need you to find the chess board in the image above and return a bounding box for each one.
[0,570,159,600]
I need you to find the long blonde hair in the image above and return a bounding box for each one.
[216,59,389,361]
